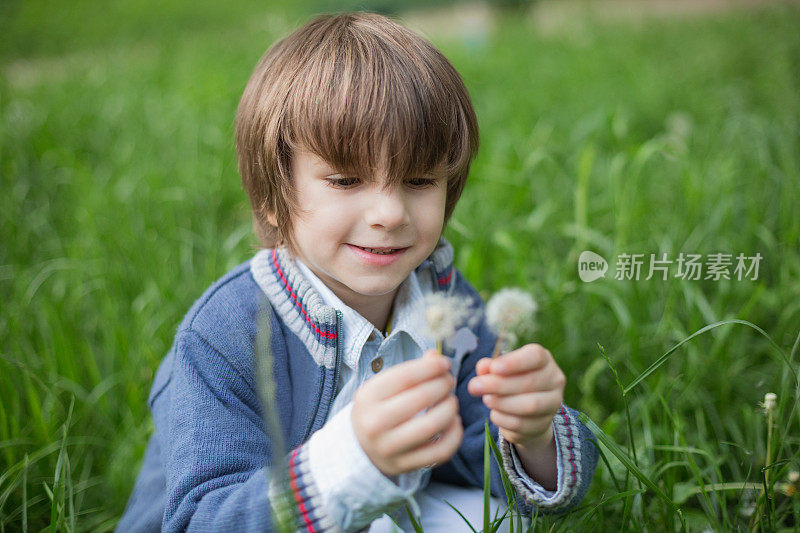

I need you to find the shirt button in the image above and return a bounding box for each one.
[371,357,383,373]
[368,331,377,342]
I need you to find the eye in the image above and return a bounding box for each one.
[405,177,438,189]
[326,176,361,189]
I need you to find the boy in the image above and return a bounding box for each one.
[119,11,598,532]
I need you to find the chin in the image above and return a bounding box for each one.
[348,279,402,297]
[355,286,399,297]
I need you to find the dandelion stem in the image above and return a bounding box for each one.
[491,331,506,359]
[752,393,777,532]
[765,407,773,489]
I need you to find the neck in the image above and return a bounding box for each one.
[337,289,397,332]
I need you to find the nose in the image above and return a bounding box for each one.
[363,185,409,230]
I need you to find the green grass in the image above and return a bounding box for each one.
[2,1,800,530]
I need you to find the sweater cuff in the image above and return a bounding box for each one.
[267,443,341,532]
[306,402,423,530]
[498,404,583,512]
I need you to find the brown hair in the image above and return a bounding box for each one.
[235,11,479,251]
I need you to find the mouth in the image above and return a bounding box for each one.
[346,244,410,266]
[351,245,409,255]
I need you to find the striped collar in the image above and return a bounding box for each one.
[296,257,437,371]
[250,237,455,369]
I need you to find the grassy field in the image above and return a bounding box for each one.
[2,0,799,530]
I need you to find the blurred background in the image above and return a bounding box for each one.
[2,0,799,530]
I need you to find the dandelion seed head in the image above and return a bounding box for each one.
[420,293,476,342]
[503,331,518,348]
[486,288,538,338]
[762,392,777,413]
[780,475,798,497]
[425,306,447,331]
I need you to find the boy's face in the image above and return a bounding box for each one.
[279,148,447,314]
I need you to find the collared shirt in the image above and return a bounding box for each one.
[297,259,436,524]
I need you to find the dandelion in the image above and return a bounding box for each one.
[421,293,477,353]
[485,288,538,358]
[779,471,799,498]
[761,392,777,413]
[753,392,778,528]
[762,392,777,487]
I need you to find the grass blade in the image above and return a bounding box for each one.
[484,425,491,533]
[577,413,686,530]
[22,453,28,533]
[575,489,644,529]
[442,499,478,533]
[485,423,518,508]
[403,502,424,533]
[673,482,761,505]
[624,319,796,395]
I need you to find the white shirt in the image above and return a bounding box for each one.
[298,259,437,528]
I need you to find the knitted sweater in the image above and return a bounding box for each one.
[117,238,598,532]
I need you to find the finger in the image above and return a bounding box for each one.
[378,372,455,429]
[422,348,444,359]
[476,358,492,376]
[489,408,553,436]
[468,369,556,396]
[490,344,551,375]
[498,427,526,443]
[394,414,463,473]
[482,391,562,417]
[379,395,459,456]
[366,354,451,402]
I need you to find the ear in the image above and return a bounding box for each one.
[258,197,279,228]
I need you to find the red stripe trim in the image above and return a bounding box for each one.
[288,448,317,533]
[559,406,578,490]
[437,268,453,285]
[272,250,337,340]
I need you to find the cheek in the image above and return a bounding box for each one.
[296,192,351,233]
[415,191,447,233]
[296,217,343,248]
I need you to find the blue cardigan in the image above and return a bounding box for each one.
[118,240,598,531]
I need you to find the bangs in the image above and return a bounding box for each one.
[281,14,477,186]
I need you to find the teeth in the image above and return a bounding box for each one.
[361,247,397,254]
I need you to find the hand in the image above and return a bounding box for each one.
[351,349,464,477]
[467,344,565,449]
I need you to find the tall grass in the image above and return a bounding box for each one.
[1,1,799,530]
